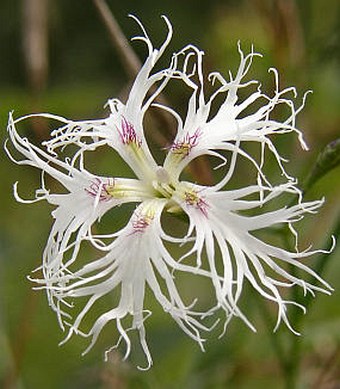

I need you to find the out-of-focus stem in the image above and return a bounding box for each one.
[22,0,49,93]
[22,0,49,140]
[253,0,306,76]
[92,0,174,148]
[92,0,141,80]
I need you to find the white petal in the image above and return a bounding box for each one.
[173,183,332,333]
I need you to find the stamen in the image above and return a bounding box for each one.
[170,128,202,157]
[184,189,208,217]
[117,117,142,147]
[132,208,155,233]
[85,178,115,202]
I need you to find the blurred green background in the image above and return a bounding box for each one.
[1,0,339,388]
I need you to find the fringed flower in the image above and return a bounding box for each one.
[6,15,333,369]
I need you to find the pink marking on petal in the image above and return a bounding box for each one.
[132,213,154,234]
[185,190,209,217]
[170,128,202,157]
[85,178,115,202]
[117,117,142,147]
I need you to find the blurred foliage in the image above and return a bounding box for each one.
[0,1,339,389]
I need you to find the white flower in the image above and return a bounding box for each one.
[6,15,333,369]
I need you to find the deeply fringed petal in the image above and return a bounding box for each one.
[173,182,332,333]
[7,113,154,320]
[163,43,309,182]
[34,199,214,369]
[39,16,184,183]
[6,15,333,369]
